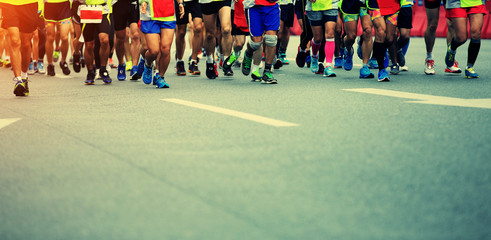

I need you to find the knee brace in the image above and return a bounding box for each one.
[264,34,278,47]
[249,40,262,51]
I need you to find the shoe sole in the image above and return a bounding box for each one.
[378,78,390,82]
[424,72,436,75]
[176,72,187,76]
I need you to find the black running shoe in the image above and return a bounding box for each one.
[60,61,71,75]
[73,54,81,73]
[261,70,277,84]
[13,78,29,96]
[47,64,55,76]
[241,53,252,76]
[188,61,201,75]
[176,61,186,76]
[274,58,283,69]
[206,62,218,79]
[296,46,308,68]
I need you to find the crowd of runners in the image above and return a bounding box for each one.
[0,0,487,96]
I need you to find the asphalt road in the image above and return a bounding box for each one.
[0,36,490,239]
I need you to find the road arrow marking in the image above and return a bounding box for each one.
[0,118,21,130]
[162,98,299,127]
[344,88,491,109]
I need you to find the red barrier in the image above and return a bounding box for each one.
[290,2,491,39]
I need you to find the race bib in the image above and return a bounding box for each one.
[79,5,103,24]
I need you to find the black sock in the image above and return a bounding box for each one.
[373,42,386,71]
[451,38,465,51]
[467,39,481,68]
[397,37,409,51]
[265,63,272,71]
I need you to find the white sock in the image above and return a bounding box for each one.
[426,52,433,60]
[21,72,28,79]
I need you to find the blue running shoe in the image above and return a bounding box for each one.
[334,57,343,68]
[359,65,375,79]
[154,74,170,88]
[132,56,145,80]
[130,66,138,80]
[465,68,479,78]
[305,55,312,68]
[310,55,319,73]
[445,43,456,68]
[343,47,354,71]
[100,69,112,84]
[142,64,153,84]
[368,58,378,69]
[377,69,390,82]
[117,64,126,80]
[323,66,336,77]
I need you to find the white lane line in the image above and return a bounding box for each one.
[0,118,21,130]
[162,98,299,127]
[344,88,491,109]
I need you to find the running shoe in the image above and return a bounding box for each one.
[132,57,145,80]
[176,61,187,76]
[117,64,126,80]
[396,49,405,67]
[100,69,112,84]
[261,70,277,84]
[33,61,38,73]
[465,67,479,78]
[400,65,409,71]
[323,66,336,77]
[274,58,283,69]
[38,62,46,74]
[296,46,308,67]
[201,47,207,57]
[233,57,242,68]
[306,54,311,68]
[3,59,11,68]
[28,62,35,75]
[359,65,375,78]
[377,69,390,82]
[142,64,153,84]
[13,78,29,96]
[126,61,132,71]
[424,59,435,75]
[334,57,343,69]
[206,62,218,79]
[85,69,96,85]
[445,43,456,68]
[279,52,289,65]
[188,61,201,75]
[390,64,399,75]
[343,47,354,71]
[73,54,81,73]
[251,68,262,82]
[223,55,236,76]
[109,58,116,68]
[316,63,325,75]
[154,74,170,88]
[130,66,138,80]
[47,64,55,76]
[53,50,60,62]
[60,61,71,75]
[445,61,462,74]
[80,57,86,68]
[242,53,252,76]
[368,58,378,69]
[310,55,319,73]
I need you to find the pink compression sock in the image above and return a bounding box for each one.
[325,38,335,66]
